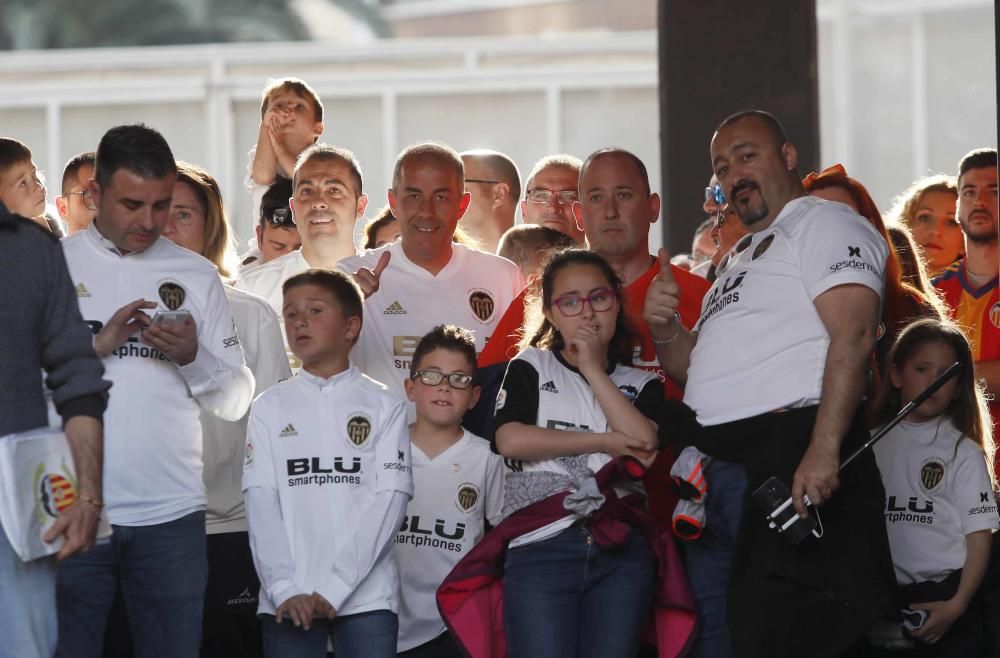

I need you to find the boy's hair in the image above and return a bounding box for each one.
[61,151,96,194]
[497,224,574,276]
[392,142,463,193]
[958,148,997,179]
[259,177,295,230]
[871,317,995,486]
[95,124,176,189]
[363,206,397,250]
[176,161,236,278]
[0,138,32,182]
[282,269,364,336]
[521,248,634,366]
[260,77,324,122]
[294,144,364,197]
[409,325,478,379]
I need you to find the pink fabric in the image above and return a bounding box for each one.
[437,458,697,658]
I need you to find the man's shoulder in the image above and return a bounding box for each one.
[459,244,520,274]
[339,244,390,272]
[0,211,60,246]
[225,285,280,320]
[156,239,221,275]
[240,250,302,286]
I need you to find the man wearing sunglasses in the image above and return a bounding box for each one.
[238,177,302,276]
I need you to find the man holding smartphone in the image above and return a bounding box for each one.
[56,124,254,658]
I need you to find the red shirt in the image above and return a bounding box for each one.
[933,259,1000,472]
[480,256,711,527]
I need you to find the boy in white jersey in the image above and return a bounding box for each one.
[395,325,504,657]
[244,269,412,657]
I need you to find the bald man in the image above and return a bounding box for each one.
[459,149,520,253]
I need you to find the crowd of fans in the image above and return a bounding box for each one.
[0,76,997,658]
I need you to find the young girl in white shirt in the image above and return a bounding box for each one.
[870,317,997,656]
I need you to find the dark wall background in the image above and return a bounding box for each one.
[658,0,820,254]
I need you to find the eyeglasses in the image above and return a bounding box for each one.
[64,190,91,201]
[704,183,725,206]
[465,178,500,185]
[412,369,475,389]
[551,288,618,317]
[526,188,579,205]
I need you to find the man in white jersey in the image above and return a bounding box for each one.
[239,145,366,313]
[644,110,895,657]
[339,142,525,409]
[56,124,253,658]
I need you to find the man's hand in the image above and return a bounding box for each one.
[791,442,840,516]
[43,500,101,560]
[276,594,316,629]
[311,593,336,620]
[142,316,199,366]
[910,599,964,644]
[643,248,681,342]
[94,299,157,359]
[353,251,391,298]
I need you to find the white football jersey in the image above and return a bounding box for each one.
[338,241,524,411]
[243,367,413,616]
[493,348,662,547]
[873,418,998,585]
[685,196,889,426]
[61,225,253,526]
[395,431,504,651]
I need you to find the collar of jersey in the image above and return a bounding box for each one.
[553,349,617,377]
[85,221,155,258]
[298,364,357,389]
[390,240,464,278]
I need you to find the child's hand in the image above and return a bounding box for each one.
[276,594,316,630]
[910,599,964,644]
[311,592,336,620]
[266,119,290,159]
[603,430,657,464]
[568,326,604,372]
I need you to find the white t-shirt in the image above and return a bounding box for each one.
[873,418,998,585]
[62,224,253,526]
[492,347,662,547]
[203,285,290,534]
[395,430,504,651]
[684,196,889,426]
[338,241,524,409]
[243,366,413,617]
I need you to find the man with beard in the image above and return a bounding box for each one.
[933,148,998,467]
[644,110,894,657]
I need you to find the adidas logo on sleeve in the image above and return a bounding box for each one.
[384,301,407,315]
[75,283,91,298]
[539,380,559,393]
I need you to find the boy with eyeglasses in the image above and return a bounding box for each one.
[395,325,504,658]
[244,268,412,657]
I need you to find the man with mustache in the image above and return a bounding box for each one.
[933,148,999,468]
[644,110,894,657]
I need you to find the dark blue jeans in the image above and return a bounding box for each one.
[682,459,747,658]
[261,609,397,658]
[503,523,654,658]
[55,511,208,658]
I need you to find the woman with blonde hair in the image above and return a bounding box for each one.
[887,175,962,278]
[162,161,291,657]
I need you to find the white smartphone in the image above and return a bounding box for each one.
[152,310,192,323]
